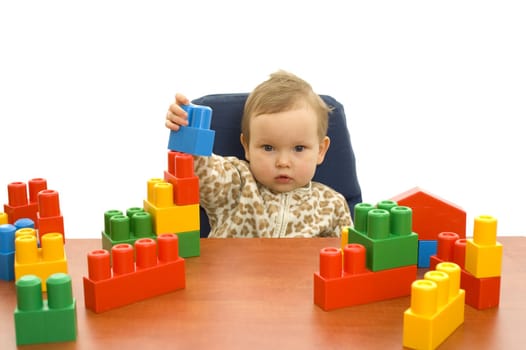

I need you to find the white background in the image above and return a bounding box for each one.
[1,1,524,238]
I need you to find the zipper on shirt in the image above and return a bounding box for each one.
[274,193,291,238]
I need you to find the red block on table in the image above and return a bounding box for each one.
[83,234,186,313]
[430,231,500,309]
[314,244,417,311]
[164,151,199,206]
[37,189,65,242]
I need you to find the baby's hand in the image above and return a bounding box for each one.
[165,93,191,131]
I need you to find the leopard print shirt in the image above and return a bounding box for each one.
[194,154,352,238]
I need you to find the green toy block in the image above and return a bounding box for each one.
[176,230,200,258]
[102,208,157,252]
[14,273,77,345]
[348,202,418,271]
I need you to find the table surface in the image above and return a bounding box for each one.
[0,237,525,349]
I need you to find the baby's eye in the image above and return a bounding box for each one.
[294,145,305,152]
[263,145,274,152]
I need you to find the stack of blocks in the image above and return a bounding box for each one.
[14,273,77,345]
[83,233,186,313]
[430,215,502,310]
[0,178,68,285]
[391,187,467,268]
[2,178,65,242]
[313,200,418,310]
[403,262,465,350]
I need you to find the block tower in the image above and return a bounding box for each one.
[314,200,419,311]
[403,262,465,349]
[391,187,467,268]
[2,178,65,242]
[430,215,502,310]
[14,273,77,345]
[83,234,185,313]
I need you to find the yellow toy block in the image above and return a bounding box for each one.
[143,179,199,234]
[15,228,37,239]
[403,262,465,350]
[0,212,8,225]
[14,233,68,292]
[465,215,502,278]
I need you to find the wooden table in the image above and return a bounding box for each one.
[1,237,525,349]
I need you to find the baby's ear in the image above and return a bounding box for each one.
[317,136,330,164]
[240,133,250,161]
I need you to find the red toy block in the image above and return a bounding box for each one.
[4,179,49,228]
[430,232,500,310]
[314,244,417,311]
[83,234,186,313]
[28,178,48,203]
[36,189,65,242]
[164,151,199,206]
[391,187,466,240]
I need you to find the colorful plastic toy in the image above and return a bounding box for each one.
[101,208,157,253]
[36,189,65,242]
[0,223,17,281]
[465,215,502,278]
[14,273,77,345]
[143,177,200,257]
[430,219,502,310]
[3,179,43,227]
[167,104,215,156]
[314,244,417,311]
[347,201,418,271]
[403,262,465,350]
[164,151,199,206]
[391,187,466,240]
[14,233,68,292]
[83,234,186,313]
[0,212,8,225]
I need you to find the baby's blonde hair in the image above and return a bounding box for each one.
[242,70,330,144]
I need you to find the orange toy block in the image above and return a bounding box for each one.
[403,262,465,350]
[465,215,502,278]
[3,179,47,227]
[314,244,417,311]
[36,189,65,241]
[391,187,466,240]
[143,178,199,234]
[14,233,68,292]
[83,234,185,313]
[164,151,199,206]
[430,231,501,310]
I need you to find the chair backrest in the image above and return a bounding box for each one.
[191,93,362,237]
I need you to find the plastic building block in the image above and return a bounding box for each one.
[465,215,502,278]
[0,223,17,281]
[347,201,418,271]
[37,189,65,242]
[164,151,199,206]
[314,244,417,311]
[391,187,466,240]
[14,233,68,292]
[101,208,157,252]
[143,178,200,234]
[3,181,40,227]
[430,231,501,309]
[0,212,8,224]
[403,262,465,350]
[14,273,77,345]
[83,234,186,313]
[418,240,437,268]
[14,217,35,230]
[175,230,200,257]
[167,104,215,156]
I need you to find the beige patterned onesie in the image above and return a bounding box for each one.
[194,154,352,238]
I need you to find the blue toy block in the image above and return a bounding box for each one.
[0,224,16,281]
[168,104,215,156]
[14,218,35,230]
[418,240,438,268]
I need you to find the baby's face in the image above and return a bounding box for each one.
[241,106,329,193]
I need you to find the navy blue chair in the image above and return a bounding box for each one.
[191,93,362,237]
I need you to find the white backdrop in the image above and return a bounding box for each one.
[1,1,524,238]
